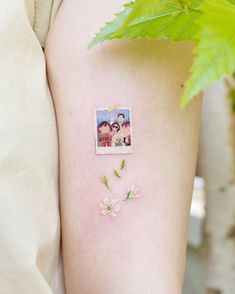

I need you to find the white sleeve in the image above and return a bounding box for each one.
[0,1,64,293]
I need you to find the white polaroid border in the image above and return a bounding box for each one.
[95,107,133,155]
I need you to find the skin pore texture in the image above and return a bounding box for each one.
[45,0,202,293]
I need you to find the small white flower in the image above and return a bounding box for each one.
[99,198,120,217]
[124,185,140,201]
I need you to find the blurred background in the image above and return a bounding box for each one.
[183,79,235,294]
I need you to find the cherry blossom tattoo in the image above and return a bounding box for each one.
[99,198,120,217]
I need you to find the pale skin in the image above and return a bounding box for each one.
[45,0,202,293]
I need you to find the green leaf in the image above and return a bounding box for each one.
[88,3,134,48]
[89,0,203,46]
[113,169,121,178]
[120,160,126,170]
[180,0,235,107]
[113,0,203,41]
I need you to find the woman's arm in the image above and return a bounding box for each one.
[45,1,201,293]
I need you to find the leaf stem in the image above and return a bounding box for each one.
[127,7,201,28]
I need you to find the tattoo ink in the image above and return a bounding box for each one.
[99,198,120,217]
[124,185,140,201]
[113,159,126,179]
[100,175,110,191]
[95,107,133,155]
[120,160,126,170]
[99,160,140,216]
[113,169,121,178]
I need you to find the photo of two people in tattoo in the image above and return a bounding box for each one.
[95,108,132,154]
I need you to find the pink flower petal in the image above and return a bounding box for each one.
[101,209,108,215]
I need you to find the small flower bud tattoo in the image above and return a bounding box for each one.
[99,198,120,217]
[100,175,110,191]
[124,185,140,201]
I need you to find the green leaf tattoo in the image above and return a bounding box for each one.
[114,169,121,178]
[120,159,126,170]
[100,176,110,191]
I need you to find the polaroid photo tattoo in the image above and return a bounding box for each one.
[95,107,133,155]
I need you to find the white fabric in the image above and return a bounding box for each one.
[0,0,64,293]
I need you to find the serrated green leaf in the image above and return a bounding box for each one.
[113,0,203,41]
[180,0,235,107]
[89,0,202,47]
[88,3,134,48]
